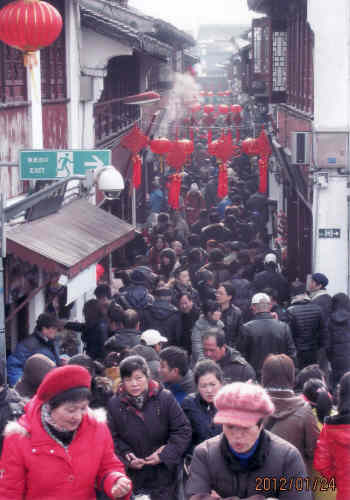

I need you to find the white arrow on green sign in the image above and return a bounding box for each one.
[20,150,111,180]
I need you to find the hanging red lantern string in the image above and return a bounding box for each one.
[241,137,260,156]
[218,163,228,198]
[256,127,272,194]
[150,137,172,174]
[121,124,149,188]
[168,173,182,210]
[0,0,63,67]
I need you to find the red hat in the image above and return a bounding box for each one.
[214,382,275,427]
[36,365,92,402]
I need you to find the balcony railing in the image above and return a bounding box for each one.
[94,97,141,145]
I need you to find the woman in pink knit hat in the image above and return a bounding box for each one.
[186,382,312,500]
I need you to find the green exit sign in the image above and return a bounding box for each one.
[20,149,111,180]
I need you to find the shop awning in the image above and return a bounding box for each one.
[6,199,135,279]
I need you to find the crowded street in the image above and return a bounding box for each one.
[0,0,349,499]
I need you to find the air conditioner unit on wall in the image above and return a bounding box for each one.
[291,132,311,165]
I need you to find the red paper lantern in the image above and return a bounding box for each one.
[218,104,229,115]
[224,90,232,96]
[200,90,207,97]
[241,137,260,156]
[165,141,188,170]
[0,0,63,67]
[150,137,172,155]
[207,91,214,97]
[217,91,224,97]
[178,139,194,156]
[231,104,242,114]
[203,104,215,114]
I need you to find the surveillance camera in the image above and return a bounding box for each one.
[94,165,125,199]
[103,190,122,200]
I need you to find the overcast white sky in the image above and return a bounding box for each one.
[129,0,258,34]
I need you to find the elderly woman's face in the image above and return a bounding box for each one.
[50,399,89,431]
[223,422,262,453]
[123,369,148,397]
[198,372,222,403]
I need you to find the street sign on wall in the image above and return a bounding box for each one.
[20,150,111,180]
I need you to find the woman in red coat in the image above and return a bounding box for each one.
[314,371,350,499]
[0,365,132,500]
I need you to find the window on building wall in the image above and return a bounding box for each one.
[0,43,27,103]
[272,31,287,91]
[254,26,262,73]
[40,0,66,100]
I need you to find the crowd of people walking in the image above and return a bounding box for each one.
[1,145,350,499]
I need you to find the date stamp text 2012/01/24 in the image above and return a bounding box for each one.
[256,476,336,492]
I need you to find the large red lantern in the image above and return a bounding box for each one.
[241,137,260,156]
[178,139,194,156]
[207,91,214,97]
[0,0,63,67]
[150,137,172,156]
[218,104,229,115]
[231,104,243,114]
[150,137,172,174]
[203,104,215,114]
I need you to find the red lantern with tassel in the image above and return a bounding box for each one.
[121,124,149,188]
[0,0,63,67]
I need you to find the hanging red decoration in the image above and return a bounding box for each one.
[231,104,243,114]
[178,139,194,156]
[150,137,172,175]
[203,104,215,114]
[256,128,272,194]
[217,91,224,97]
[218,104,229,115]
[241,137,260,156]
[168,173,182,210]
[165,141,188,170]
[224,90,232,96]
[217,163,228,198]
[150,137,172,156]
[0,0,63,67]
[207,91,214,97]
[200,90,207,97]
[121,124,149,188]
[132,154,142,189]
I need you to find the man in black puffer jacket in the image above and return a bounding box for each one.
[143,288,182,346]
[238,293,297,379]
[287,281,328,369]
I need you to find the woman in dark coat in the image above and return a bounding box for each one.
[328,293,350,388]
[65,299,108,361]
[182,360,223,453]
[108,355,191,500]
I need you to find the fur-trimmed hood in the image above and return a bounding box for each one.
[4,398,107,439]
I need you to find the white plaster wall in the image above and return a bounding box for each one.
[308,0,350,130]
[65,0,81,148]
[313,175,348,295]
[81,29,133,70]
[308,0,350,294]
